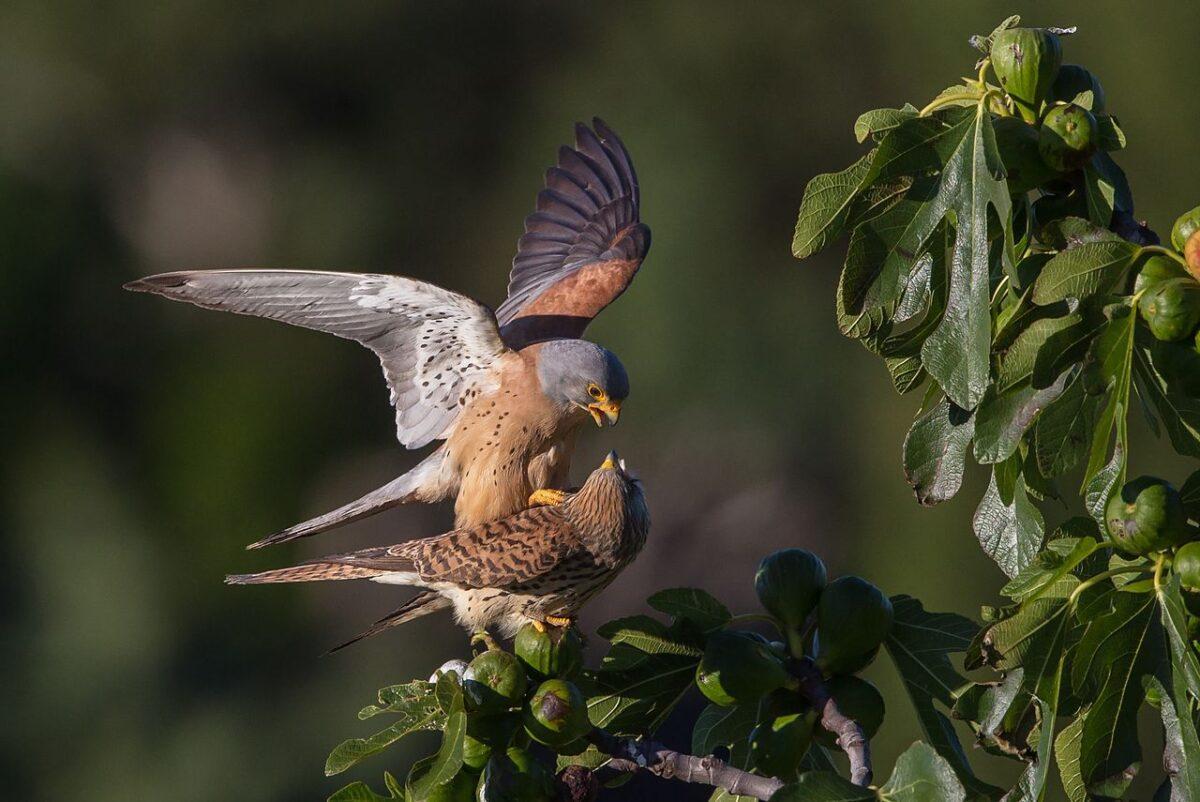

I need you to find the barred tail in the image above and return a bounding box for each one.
[225,562,389,585]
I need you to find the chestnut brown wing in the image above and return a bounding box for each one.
[497,119,650,349]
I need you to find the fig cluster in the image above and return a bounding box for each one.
[693,549,891,781]
[988,28,1107,178]
[1125,208,1200,349]
[428,624,588,802]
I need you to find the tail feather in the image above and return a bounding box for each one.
[226,562,388,584]
[247,447,454,549]
[326,591,451,653]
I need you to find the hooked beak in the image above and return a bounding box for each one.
[600,450,620,471]
[585,399,622,427]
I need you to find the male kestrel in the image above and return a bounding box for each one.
[125,119,649,547]
[226,451,649,647]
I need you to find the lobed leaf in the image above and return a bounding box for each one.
[973,468,1044,579]
[878,742,966,802]
[902,400,975,505]
[648,587,732,632]
[793,156,874,259]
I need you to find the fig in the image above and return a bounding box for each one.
[1187,233,1200,281]
[814,676,885,748]
[514,623,583,682]
[815,577,893,676]
[1106,476,1190,556]
[1175,542,1200,592]
[464,713,520,771]
[477,748,555,802]
[1133,254,1188,295]
[990,27,1062,121]
[754,549,827,655]
[425,770,478,802]
[1038,103,1098,172]
[522,679,591,747]
[1050,64,1106,112]
[695,630,792,707]
[463,650,528,714]
[993,116,1059,194]
[1138,278,1200,342]
[748,711,816,779]
[757,687,807,722]
[1171,206,1200,252]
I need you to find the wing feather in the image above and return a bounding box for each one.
[497,119,650,348]
[125,269,509,448]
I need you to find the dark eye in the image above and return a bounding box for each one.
[587,384,604,399]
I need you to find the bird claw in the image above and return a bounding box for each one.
[528,488,568,507]
[544,615,573,628]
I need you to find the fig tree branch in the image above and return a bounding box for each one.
[584,728,785,801]
[793,656,873,786]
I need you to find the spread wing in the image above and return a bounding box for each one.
[330,506,578,589]
[496,118,650,349]
[125,269,509,449]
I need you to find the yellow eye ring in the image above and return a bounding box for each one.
[587,383,604,399]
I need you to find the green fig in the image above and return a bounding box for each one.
[695,630,793,707]
[757,687,807,722]
[477,748,555,802]
[1138,278,1200,342]
[1187,233,1200,281]
[1175,542,1200,592]
[1134,254,1189,295]
[992,116,1059,194]
[990,27,1062,121]
[1106,476,1190,556]
[522,679,591,747]
[754,548,827,655]
[1050,64,1105,112]
[1039,103,1098,172]
[463,650,528,714]
[814,676,885,748]
[513,623,583,682]
[464,713,520,771]
[748,711,816,779]
[815,577,893,676]
[1171,206,1200,252]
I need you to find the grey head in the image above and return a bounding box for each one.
[536,339,629,427]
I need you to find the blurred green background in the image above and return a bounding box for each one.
[3,2,1198,799]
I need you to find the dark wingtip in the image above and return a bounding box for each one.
[123,272,188,294]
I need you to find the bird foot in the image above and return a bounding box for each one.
[471,630,500,651]
[544,615,573,628]
[528,488,568,507]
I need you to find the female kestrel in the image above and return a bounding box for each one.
[226,451,649,646]
[125,119,649,546]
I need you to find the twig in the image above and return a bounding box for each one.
[585,728,785,801]
[793,657,873,786]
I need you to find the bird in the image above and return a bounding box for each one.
[124,118,650,548]
[226,451,649,648]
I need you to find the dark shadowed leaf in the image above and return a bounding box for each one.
[903,400,975,505]
[770,772,876,802]
[1000,532,1098,602]
[1074,591,1161,797]
[648,588,731,632]
[879,742,966,802]
[1032,372,1099,477]
[1146,669,1200,802]
[692,703,757,757]
[973,372,1070,465]
[884,596,1002,800]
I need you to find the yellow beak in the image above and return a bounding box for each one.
[586,399,622,427]
[600,450,620,470]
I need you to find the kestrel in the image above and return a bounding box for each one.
[125,119,649,547]
[226,451,649,647]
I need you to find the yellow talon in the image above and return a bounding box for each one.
[545,615,573,628]
[528,488,568,507]
[532,620,547,633]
